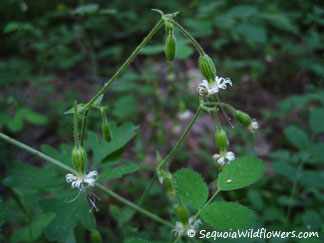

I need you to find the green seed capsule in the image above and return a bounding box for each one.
[234,110,252,126]
[91,230,102,243]
[215,129,228,153]
[72,146,87,174]
[177,204,189,225]
[198,54,216,82]
[102,122,112,143]
[165,34,176,61]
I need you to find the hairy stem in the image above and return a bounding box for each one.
[0,132,173,228]
[85,18,164,108]
[165,18,205,56]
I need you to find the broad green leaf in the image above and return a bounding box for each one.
[140,44,164,55]
[300,171,324,189]
[310,108,324,133]
[272,161,296,182]
[11,213,55,243]
[71,4,99,15]
[173,168,208,209]
[85,123,138,163]
[64,103,86,114]
[99,163,139,181]
[112,95,138,120]
[218,156,265,191]
[109,205,135,224]
[302,210,323,231]
[124,238,149,243]
[201,202,256,230]
[41,144,73,167]
[309,143,324,163]
[247,190,264,210]
[40,191,96,242]
[176,43,194,60]
[284,125,309,150]
[4,161,63,191]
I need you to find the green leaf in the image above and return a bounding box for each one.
[176,43,194,60]
[11,213,55,243]
[112,95,138,120]
[302,210,323,231]
[40,191,96,242]
[41,144,73,167]
[218,156,265,191]
[4,161,63,191]
[109,205,135,224]
[99,163,139,181]
[140,44,164,55]
[284,125,309,150]
[64,103,86,115]
[310,108,324,133]
[0,197,7,229]
[201,202,256,230]
[309,143,324,164]
[71,4,99,15]
[173,168,208,209]
[85,123,138,163]
[124,238,149,243]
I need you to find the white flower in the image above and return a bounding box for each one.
[248,119,259,133]
[177,110,192,120]
[66,171,98,191]
[172,216,202,237]
[197,76,232,96]
[212,151,235,166]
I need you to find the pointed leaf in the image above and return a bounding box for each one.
[173,168,208,209]
[99,163,139,181]
[284,125,309,150]
[218,156,265,191]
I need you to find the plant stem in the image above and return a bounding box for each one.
[0,132,173,228]
[85,18,164,108]
[73,103,79,147]
[216,94,234,128]
[80,109,89,146]
[202,101,236,114]
[173,189,221,242]
[165,18,205,56]
[138,106,202,204]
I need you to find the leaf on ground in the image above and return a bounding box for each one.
[40,191,96,242]
[201,202,256,230]
[218,156,265,191]
[173,168,208,209]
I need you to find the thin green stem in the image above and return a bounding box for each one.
[173,189,221,242]
[216,94,234,128]
[202,101,236,114]
[138,106,202,204]
[73,102,79,147]
[165,18,204,56]
[213,109,221,130]
[85,18,164,108]
[0,132,172,228]
[80,109,89,147]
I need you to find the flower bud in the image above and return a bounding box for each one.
[215,129,228,153]
[177,204,189,225]
[72,146,87,174]
[91,230,102,243]
[165,34,176,61]
[198,54,216,82]
[234,110,252,126]
[164,177,175,200]
[102,121,112,143]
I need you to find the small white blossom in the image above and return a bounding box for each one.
[212,151,235,166]
[248,119,259,133]
[66,171,98,191]
[172,216,202,237]
[177,110,192,120]
[197,76,232,96]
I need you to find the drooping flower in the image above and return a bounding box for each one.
[197,76,232,96]
[212,151,235,166]
[171,216,202,237]
[66,171,98,191]
[248,118,259,133]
